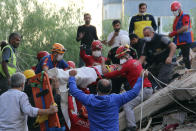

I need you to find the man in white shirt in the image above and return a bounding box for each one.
[107,20,129,49]
[0,72,58,131]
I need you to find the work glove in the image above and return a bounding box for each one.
[169,31,177,37]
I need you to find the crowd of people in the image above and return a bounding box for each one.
[0,1,195,131]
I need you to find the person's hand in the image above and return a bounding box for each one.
[169,31,177,37]
[101,40,107,45]
[69,70,77,77]
[113,32,119,37]
[113,31,118,37]
[165,56,172,64]
[140,70,149,78]
[48,103,58,114]
[79,32,85,39]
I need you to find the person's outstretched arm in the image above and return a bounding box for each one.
[115,70,147,107]
[116,77,142,107]
[20,93,58,117]
[68,70,90,106]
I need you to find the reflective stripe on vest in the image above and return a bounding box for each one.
[0,45,17,77]
[174,13,194,45]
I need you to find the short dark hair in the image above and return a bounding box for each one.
[129,34,139,40]
[97,79,112,94]
[112,19,121,26]
[139,3,147,8]
[84,13,91,18]
[8,32,21,43]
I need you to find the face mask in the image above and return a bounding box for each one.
[92,51,101,57]
[57,54,64,61]
[120,58,127,64]
[173,10,179,16]
[144,37,152,42]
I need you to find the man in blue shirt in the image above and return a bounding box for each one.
[68,70,145,131]
[36,43,69,74]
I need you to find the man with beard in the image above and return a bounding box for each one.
[0,32,21,95]
[76,13,98,67]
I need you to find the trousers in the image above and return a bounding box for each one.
[123,87,153,127]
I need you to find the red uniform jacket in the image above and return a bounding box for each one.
[80,49,107,67]
[104,59,152,88]
[68,88,90,131]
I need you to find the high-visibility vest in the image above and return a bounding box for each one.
[173,13,194,46]
[0,45,17,77]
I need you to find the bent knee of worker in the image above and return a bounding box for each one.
[123,102,135,110]
[143,88,153,99]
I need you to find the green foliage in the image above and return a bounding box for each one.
[0,0,83,70]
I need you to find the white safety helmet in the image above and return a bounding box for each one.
[120,35,130,46]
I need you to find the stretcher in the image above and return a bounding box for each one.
[47,64,120,130]
[30,71,61,131]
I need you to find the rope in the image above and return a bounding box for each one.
[149,71,196,115]
[139,70,145,131]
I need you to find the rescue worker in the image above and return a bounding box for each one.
[76,13,98,67]
[104,45,152,131]
[80,40,106,94]
[80,40,107,67]
[107,34,135,94]
[129,2,157,38]
[169,1,194,69]
[140,26,176,89]
[68,69,146,131]
[0,32,21,95]
[106,21,129,94]
[35,43,69,74]
[32,51,49,71]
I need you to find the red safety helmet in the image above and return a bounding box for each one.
[67,61,76,68]
[115,45,130,59]
[171,1,181,11]
[91,40,102,51]
[37,51,49,61]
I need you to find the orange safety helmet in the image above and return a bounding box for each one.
[37,51,49,61]
[115,45,130,59]
[67,61,76,68]
[51,43,66,54]
[171,1,181,11]
[91,40,103,51]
